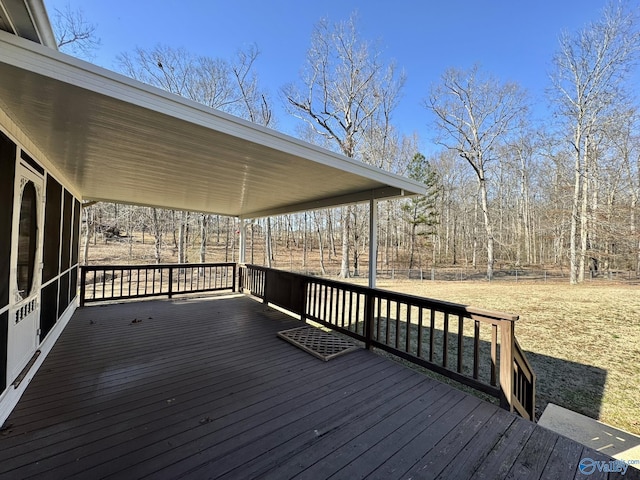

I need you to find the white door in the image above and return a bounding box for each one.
[7,161,44,384]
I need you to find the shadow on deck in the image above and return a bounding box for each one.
[0,295,636,479]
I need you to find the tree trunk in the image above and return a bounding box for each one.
[478,177,494,280]
[302,213,307,271]
[314,212,327,275]
[199,214,207,264]
[570,132,582,284]
[225,217,230,262]
[178,211,187,263]
[578,144,589,283]
[152,208,162,264]
[82,205,92,265]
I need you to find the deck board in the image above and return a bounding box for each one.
[0,294,636,480]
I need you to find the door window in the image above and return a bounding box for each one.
[17,181,37,298]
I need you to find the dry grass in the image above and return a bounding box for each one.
[376,279,640,435]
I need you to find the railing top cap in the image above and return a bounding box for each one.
[241,264,519,322]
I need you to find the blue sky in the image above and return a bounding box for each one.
[44,0,609,144]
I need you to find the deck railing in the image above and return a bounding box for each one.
[239,264,536,421]
[79,263,236,306]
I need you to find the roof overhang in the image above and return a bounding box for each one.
[0,30,425,219]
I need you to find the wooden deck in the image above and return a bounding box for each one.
[0,295,636,480]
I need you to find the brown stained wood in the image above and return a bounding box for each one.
[539,434,585,480]
[430,308,435,362]
[365,395,483,480]
[80,355,412,480]
[326,386,467,480]
[276,384,465,480]
[435,409,516,480]
[458,314,464,373]
[443,311,449,368]
[491,323,498,386]
[470,416,536,480]
[0,296,620,480]
[500,321,515,412]
[473,320,480,379]
[401,400,498,479]
[417,307,424,358]
[504,426,559,479]
[190,370,442,480]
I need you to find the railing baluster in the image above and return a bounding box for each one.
[443,312,449,368]
[322,285,328,323]
[376,296,382,341]
[355,293,361,334]
[385,299,391,345]
[405,303,411,354]
[457,315,464,374]
[341,289,346,328]
[473,320,480,380]
[491,324,498,386]
[395,302,401,349]
[429,309,435,362]
[417,307,423,358]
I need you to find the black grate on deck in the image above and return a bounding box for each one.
[277,325,360,361]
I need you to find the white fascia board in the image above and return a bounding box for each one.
[0,30,426,197]
[240,187,409,219]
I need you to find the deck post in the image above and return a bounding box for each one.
[239,219,247,264]
[499,320,515,412]
[368,197,378,288]
[168,267,174,299]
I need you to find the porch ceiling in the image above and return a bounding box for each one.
[0,31,425,218]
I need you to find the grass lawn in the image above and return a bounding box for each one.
[372,278,640,435]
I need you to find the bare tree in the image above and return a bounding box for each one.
[428,65,528,280]
[549,2,640,283]
[283,13,404,277]
[118,44,273,264]
[52,3,100,59]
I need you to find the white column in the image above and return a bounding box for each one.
[368,198,378,288]
[239,218,247,264]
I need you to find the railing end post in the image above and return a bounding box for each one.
[499,321,515,413]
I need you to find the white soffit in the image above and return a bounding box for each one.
[0,31,425,218]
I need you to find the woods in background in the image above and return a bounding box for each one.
[69,3,640,282]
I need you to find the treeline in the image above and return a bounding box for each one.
[72,3,640,282]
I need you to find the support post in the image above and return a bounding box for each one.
[239,218,247,264]
[368,198,378,288]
